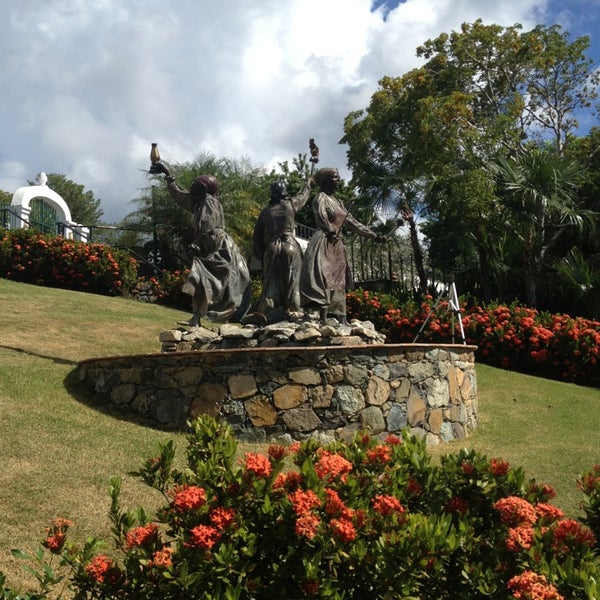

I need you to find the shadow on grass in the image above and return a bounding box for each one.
[63,367,184,433]
[0,344,78,366]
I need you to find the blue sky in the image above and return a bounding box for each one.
[1,0,598,222]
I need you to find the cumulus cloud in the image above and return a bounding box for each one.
[0,0,596,221]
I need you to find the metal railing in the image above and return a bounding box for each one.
[1,207,63,235]
[0,207,90,240]
[294,221,419,292]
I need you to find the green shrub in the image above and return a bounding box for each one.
[4,416,599,599]
[133,270,191,310]
[0,228,138,296]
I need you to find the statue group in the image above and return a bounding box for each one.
[150,146,385,327]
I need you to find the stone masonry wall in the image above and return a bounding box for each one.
[77,343,478,446]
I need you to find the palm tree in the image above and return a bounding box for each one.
[492,147,589,306]
[552,248,600,318]
[360,180,429,294]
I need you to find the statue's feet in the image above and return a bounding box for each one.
[177,317,200,328]
[240,312,268,326]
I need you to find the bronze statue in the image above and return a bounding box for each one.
[300,167,385,323]
[252,179,312,320]
[151,158,251,326]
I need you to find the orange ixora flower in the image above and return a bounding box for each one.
[330,517,357,543]
[171,485,207,513]
[147,546,173,569]
[273,470,303,491]
[366,445,392,465]
[295,514,321,540]
[384,433,402,446]
[534,503,564,524]
[506,525,535,553]
[551,519,595,554]
[244,452,273,478]
[209,506,236,530]
[314,451,353,482]
[42,518,73,554]
[489,458,510,477]
[324,488,346,517]
[372,494,406,517]
[494,497,537,527]
[288,489,321,516]
[507,570,564,600]
[188,524,221,549]
[125,523,159,550]
[84,555,121,585]
[267,444,287,461]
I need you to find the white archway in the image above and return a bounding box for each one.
[10,173,89,241]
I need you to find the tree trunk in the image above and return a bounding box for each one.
[400,202,428,294]
[523,231,537,306]
[476,242,493,303]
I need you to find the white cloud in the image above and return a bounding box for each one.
[0,0,596,221]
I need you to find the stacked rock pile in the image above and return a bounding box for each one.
[159,316,387,353]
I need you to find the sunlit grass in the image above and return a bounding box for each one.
[1,278,600,592]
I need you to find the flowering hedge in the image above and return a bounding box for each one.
[0,228,138,296]
[346,289,600,385]
[133,270,191,309]
[4,415,600,599]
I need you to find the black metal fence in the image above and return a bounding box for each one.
[1,206,75,237]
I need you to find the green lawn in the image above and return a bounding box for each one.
[1,278,600,591]
[431,363,600,516]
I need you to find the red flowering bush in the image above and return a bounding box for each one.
[6,416,600,599]
[346,289,600,385]
[0,228,137,296]
[133,268,191,309]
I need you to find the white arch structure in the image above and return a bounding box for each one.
[10,172,89,241]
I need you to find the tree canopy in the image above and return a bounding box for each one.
[342,20,600,309]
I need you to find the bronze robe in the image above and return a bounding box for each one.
[300,192,376,315]
[167,181,250,322]
[253,187,310,314]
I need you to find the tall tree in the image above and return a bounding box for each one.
[343,20,599,302]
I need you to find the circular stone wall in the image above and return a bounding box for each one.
[77,342,477,446]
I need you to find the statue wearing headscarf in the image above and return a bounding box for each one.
[156,166,251,325]
[300,168,383,323]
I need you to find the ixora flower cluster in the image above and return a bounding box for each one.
[6,416,600,599]
[0,228,137,296]
[346,289,600,385]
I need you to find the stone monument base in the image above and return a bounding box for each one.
[77,318,478,445]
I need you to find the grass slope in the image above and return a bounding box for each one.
[1,278,600,590]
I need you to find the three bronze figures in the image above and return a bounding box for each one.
[149,141,386,327]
